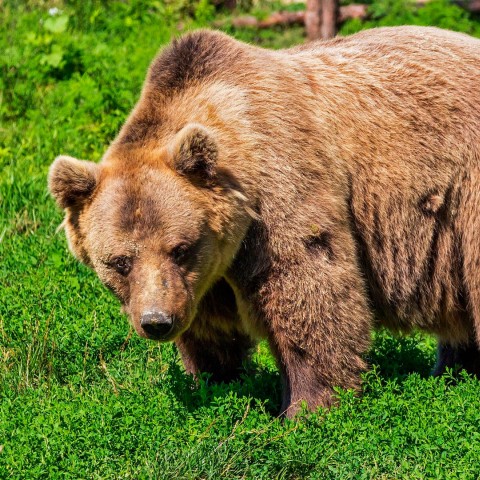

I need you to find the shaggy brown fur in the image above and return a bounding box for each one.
[49,26,480,417]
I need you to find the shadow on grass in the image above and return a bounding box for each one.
[367,331,436,380]
[166,359,282,415]
[166,331,437,414]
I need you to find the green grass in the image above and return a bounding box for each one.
[2,1,480,478]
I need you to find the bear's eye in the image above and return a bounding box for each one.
[171,243,190,264]
[109,256,132,276]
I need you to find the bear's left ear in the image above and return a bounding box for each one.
[169,123,218,180]
[48,155,99,209]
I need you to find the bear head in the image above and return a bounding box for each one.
[48,123,253,341]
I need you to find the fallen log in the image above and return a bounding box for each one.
[216,5,368,29]
[215,0,479,30]
[455,0,480,12]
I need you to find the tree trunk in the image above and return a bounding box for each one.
[305,0,322,41]
[306,0,339,41]
[321,0,339,39]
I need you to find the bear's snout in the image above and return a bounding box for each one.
[140,310,175,340]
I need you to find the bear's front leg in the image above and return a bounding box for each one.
[175,279,255,383]
[262,238,373,417]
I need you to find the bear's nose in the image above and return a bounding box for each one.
[140,310,174,339]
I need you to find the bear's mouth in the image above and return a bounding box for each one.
[142,330,175,341]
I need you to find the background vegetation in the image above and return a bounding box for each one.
[1,1,480,478]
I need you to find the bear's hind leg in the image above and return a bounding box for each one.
[433,340,480,377]
[175,279,255,383]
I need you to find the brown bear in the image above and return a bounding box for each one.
[49,26,480,417]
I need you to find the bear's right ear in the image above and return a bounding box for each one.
[48,155,99,209]
[168,123,218,181]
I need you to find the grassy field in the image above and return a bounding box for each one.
[2,1,480,478]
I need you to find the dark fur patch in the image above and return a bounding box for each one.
[420,192,443,216]
[148,31,240,94]
[420,184,459,224]
[304,231,334,260]
[118,194,161,233]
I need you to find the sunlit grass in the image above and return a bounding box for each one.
[2,1,480,478]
